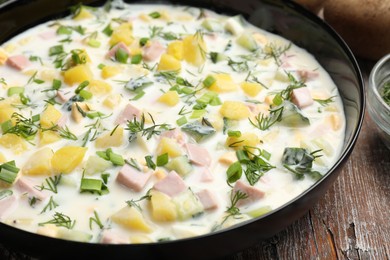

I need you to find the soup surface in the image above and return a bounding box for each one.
[0,2,345,243]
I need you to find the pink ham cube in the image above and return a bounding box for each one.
[185,143,211,167]
[291,87,314,109]
[196,189,218,210]
[6,55,30,70]
[298,69,319,82]
[15,177,49,201]
[116,164,152,192]
[142,41,165,61]
[115,103,141,124]
[233,180,265,206]
[100,230,128,244]
[153,171,186,197]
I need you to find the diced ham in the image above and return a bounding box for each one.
[153,171,186,197]
[6,55,30,70]
[15,177,48,201]
[115,103,141,124]
[142,41,165,61]
[116,164,152,192]
[161,128,186,145]
[106,42,130,60]
[233,180,265,206]
[57,115,68,128]
[101,230,128,244]
[56,90,72,103]
[39,30,56,40]
[0,195,18,220]
[185,143,211,167]
[196,189,218,210]
[291,87,314,109]
[199,167,213,182]
[298,70,319,82]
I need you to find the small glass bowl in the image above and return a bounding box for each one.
[367,53,390,149]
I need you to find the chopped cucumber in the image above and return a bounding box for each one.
[246,206,272,218]
[84,155,112,175]
[237,33,258,52]
[181,121,216,142]
[57,229,92,242]
[224,15,244,35]
[172,189,204,220]
[280,101,310,127]
[165,156,193,176]
[201,18,223,32]
[209,52,228,63]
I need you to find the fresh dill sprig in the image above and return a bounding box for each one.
[125,113,172,142]
[39,212,76,229]
[227,58,249,72]
[2,113,40,141]
[263,42,292,66]
[313,96,336,107]
[249,105,284,131]
[36,175,62,194]
[40,196,59,214]
[89,210,104,230]
[125,190,152,211]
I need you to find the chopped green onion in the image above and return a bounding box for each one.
[181,87,193,95]
[115,48,129,64]
[98,63,105,69]
[196,91,218,104]
[176,116,187,126]
[108,151,125,166]
[236,150,249,162]
[131,54,143,64]
[228,130,241,137]
[145,155,156,170]
[102,23,113,36]
[0,161,19,184]
[156,153,169,167]
[209,96,222,106]
[190,109,206,119]
[203,75,216,88]
[80,177,103,193]
[75,80,89,94]
[32,114,40,122]
[0,190,13,200]
[87,111,105,119]
[149,11,161,19]
[49,45,64,56]
[7,87,24,96]
[262,149,271,160]
[79,89,93,100]
[226,161,242,183]
[57,26,72,35]
[88,39,101,48]
[130,90,145,101]
[139,37,149,46]
[96,151,109,161]
[52,79,62,90]
[1,120,12,133]
[19,93,30,105]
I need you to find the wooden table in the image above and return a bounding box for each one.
[1,61,389,260]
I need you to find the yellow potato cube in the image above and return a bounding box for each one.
[225,132,260,150]
[111,206,152,232]
[101,66,122,79]
[73,8,94,20]
[167,41,183,60]
[63,64,93,86]
[208,74,237,93]
[51,146,87,174]
[95,126,124,148]
[219,101,250,120]
[218,152,237,165]
[0,102,15,124]
[40,104,62,128]
[88,80,112,95]
[22,147,54,176]
[0,48,8,65]
[39,130,61,146]
[130,235,153,244]
[110,22,133,46]
[157,54,181,72]
[103,94,122,109]
[0,134,28,154]
[157,137,182,157]
[150,190,177,221]
[328,114,342,131]
[157,90,179,106]
[0,152,6,163]
[139,13,151,22]
[182,33,207,67]
[240,81,263,97]
[3,43,16,54]
[207,113,224,131]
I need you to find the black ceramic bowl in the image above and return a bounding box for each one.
[0,0,364,259]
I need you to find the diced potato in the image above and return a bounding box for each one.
[0,102,15,123]
[253,33,268,45]
[63,64,93,86]
[103,94,122,109]
[208,74,237,93]
[0,48,8,65]
[84,155,112,175]
[157,90,179,106]
[73,8,94,20]
[110,22,133,46]
[172,189,203,220]
[226,132,260,150]
[88,80,112,95]
[57,229,92,242]
[37,224,58,238]
[240,81,263,97]
[328,114,342,131]
[160,10,171,21]
[207,113,224,131]
[237,33,258,51]
[157,54,181,72]
[22,147,53,176]
[0,152,6,163]
[139,13,151,22]
[39,130,61,146]
[71,102,90,123]
[0,134,28,154]
[182,33,207,67]
[101,66,122,79]
[40,69,57,81]
[220,101,250,120]
[3,43,16,54]
[51,146,87,174]
[40,104,62,128]
[130,235,153,244]
[150,190,177,221]
[95,126,124,148]
[167,41,183,60]
[218,152,237,165]
[157,137,182,157]
[111,206,152,232]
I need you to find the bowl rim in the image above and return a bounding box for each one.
[369,53,390,110]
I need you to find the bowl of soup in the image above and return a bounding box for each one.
[0,0,364,259]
